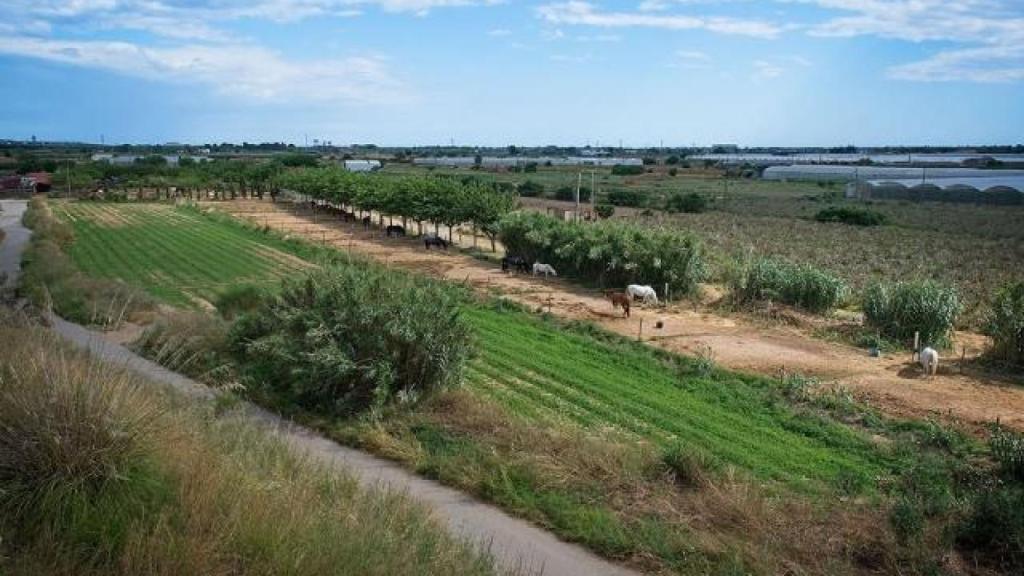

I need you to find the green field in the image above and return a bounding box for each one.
[38,201,1000,574]
[55,202,886,492]
[55,202,313,307]
[463,306,886,490]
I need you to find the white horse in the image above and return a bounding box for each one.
[627,284,659,305]
[920,347,939,377]
[532,262,557,277]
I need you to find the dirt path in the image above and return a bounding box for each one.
[215,199,1024,432]
[0,200,29,293]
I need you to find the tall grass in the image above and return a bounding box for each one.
[0,316,506,576]
[730,257,848,313]
[986,281,1024,368]
[863,280,961,347]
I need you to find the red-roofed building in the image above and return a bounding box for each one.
[25,172,52,193]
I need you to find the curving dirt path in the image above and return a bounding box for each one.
[0,198,641,576]
[216,199,1024,432]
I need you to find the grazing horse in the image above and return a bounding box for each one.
[385,224,406,237]
[920,347,939,377]
[424,234,448,250]
[362,215,371,229]
[605,291,631,318]
[532,262,557,277]
[627,284,659,305]
[501,256,530,274]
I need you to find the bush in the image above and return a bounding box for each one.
[987,281,1024,368]
[731,257,847,313]
[611,164,644,176]
[606,189,644,207]
[815,206,887,226]
[498,211,707,297]
[957,485,1024,571]
[214,282,267,320]
[990,424,1024,482]
[134,310,232,382]
[229,264,472,415]
[863,280,961,347]
[661,443,719,487]
[665,192,708,214]
[595,204,615,219]
[553,185,591,203]
[517,180,544,197]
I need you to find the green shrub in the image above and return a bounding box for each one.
[957,485,1024,571]
[610,164,644,176]
[553,185,591,202]
[498,211,707,297]
[863,280,961,347]
[731,257,847,313]
[517,180,544,197]
[594,204,615,219]
[134,310,233,382]
[661,443,720,487]
[229,264,472,415]
[606,189,644,207]
[990,424,1024,482]
[214,282,267,320]
[986,281,1024,368]
[665,192,708,214]
[814,206,887,226]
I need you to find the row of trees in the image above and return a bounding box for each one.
[498,211,707,298]
[277,168,517,251]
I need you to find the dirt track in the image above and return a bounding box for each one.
[214,199,1024,432]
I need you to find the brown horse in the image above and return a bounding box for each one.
[604,291,631,318]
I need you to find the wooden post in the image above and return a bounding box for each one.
[913,331,920,361]
[961,347,966,374]
[638,318,644,341]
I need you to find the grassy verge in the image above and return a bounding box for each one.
[0,313,506,576]
[36,199,1024,575]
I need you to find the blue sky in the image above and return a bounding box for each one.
[0,0,1021,146]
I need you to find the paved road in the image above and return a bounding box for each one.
[0,200,29,292]
[0,200,642,576]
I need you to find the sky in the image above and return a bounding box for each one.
[0,0,1022,147]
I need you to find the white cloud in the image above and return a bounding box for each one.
[672,49,712,68]
[888,44,1024,83]
[0,35,402,103]
[488,28,512,36]
[536,1,783,39]
[638,0,670,11]
[752,59,784,78]
[801,0,1024,82]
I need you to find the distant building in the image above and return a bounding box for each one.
[91,153,209,166]
[25,172,52,193]
[344,159,382,172]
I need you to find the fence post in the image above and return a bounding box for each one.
[638,318,644,341]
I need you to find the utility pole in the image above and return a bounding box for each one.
[575,171,582,222]
[591,170,596,211]
[66,159,71,200]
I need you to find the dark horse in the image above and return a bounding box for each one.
[604,291,631,318]
[501,256,530,274]
[385,224,405,237]
[362,215,372,229]
[424,234,448,250]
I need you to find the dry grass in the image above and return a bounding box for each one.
[0,314,507,576]
[346,388,906,575]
